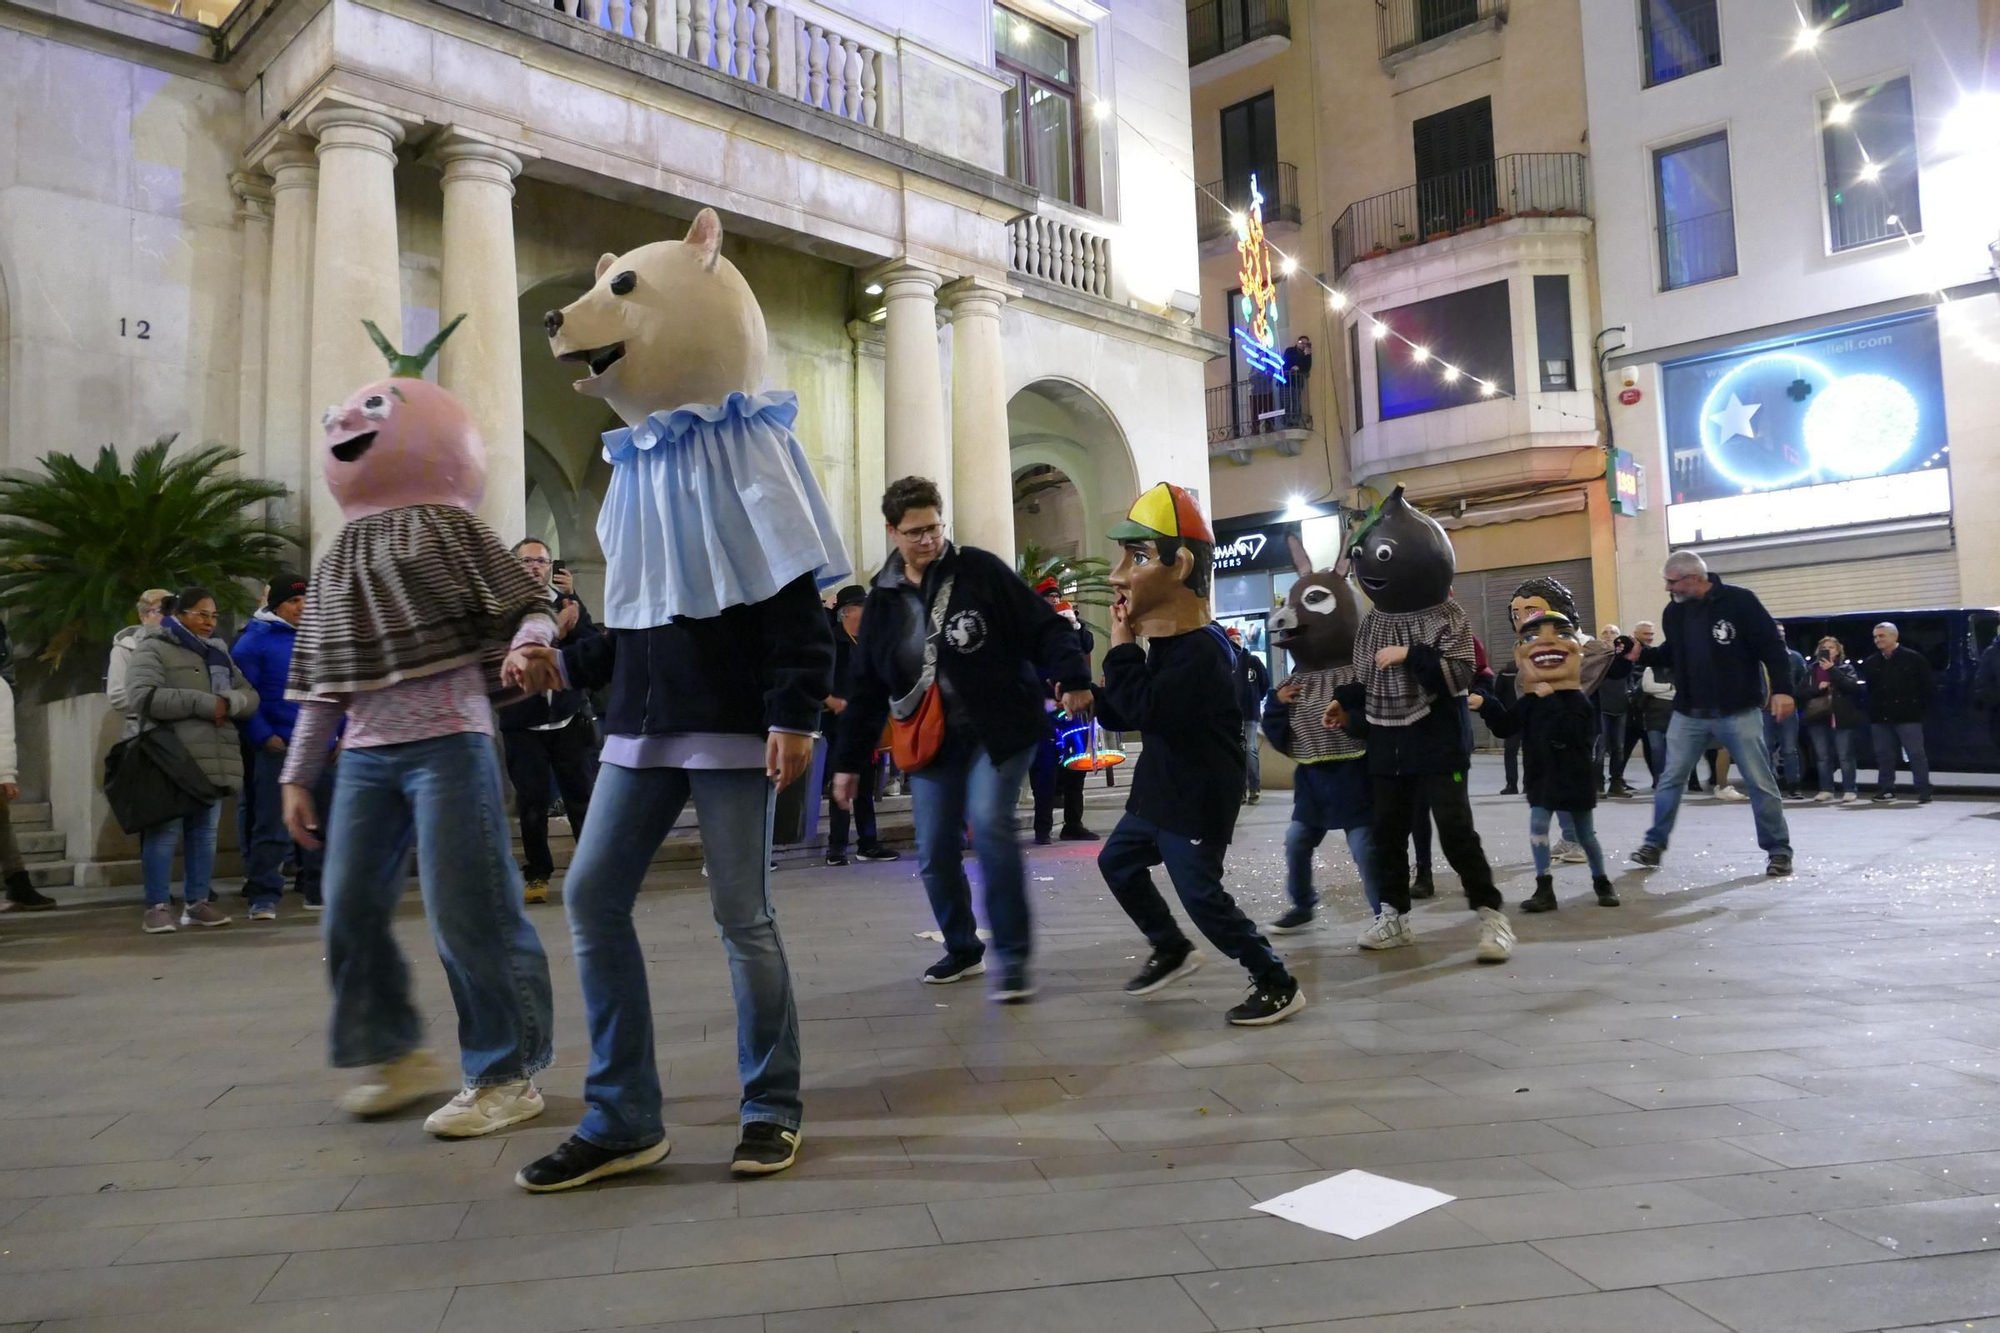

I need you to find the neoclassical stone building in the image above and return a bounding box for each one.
[0,0,1220,874]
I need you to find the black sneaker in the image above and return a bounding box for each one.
[1593,876,1621,907]
[1124,944,1201,995]
[1058,826,1101,842]
[1500,785,1519,796]
[731,1122,802,1176]
[1227,978,1305,1027]
[3,877,56,911]
[856,847,902,863]
[1609,784,1635,799]
[824,853,850,867]
[992,967,1037,1004]
[1766,853,1793,877]
[1267,905,1317,934]
[1519,875,1557,913]
[1873,792,1895,803]
[1033,832,1054,846]
[1409,871,1436,900]
[514,1134,671,1193]
[1630,844,1663,868]
[922,953,986,985]
[1246,792,1261,806]
[1917,794,1934,805]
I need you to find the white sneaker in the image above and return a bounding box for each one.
[1475,907,1515,964]
[1715,785,1747,802]
[1553,839,1588,865]
[1841,792,1860,805]
[339,1049,447,1117]
[1357,905,1412,951]
[1813,791,1835,803]
[424,1080,546,1139]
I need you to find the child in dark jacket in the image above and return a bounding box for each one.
[1472,612,1618,911]
[1091,483,1302,1027]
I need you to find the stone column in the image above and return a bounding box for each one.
[259,135,317,535]
[845,317,888,572]
[305,106,406,557]
[864,259,950,509]
[229,170,273,484]
[433,130,529,546]
[941,276,1020,565]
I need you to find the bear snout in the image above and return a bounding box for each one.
[544,308,565,338]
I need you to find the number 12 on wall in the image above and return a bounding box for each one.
[119,319,151,339]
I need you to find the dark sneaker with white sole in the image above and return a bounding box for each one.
[1267,905,1317,934]
[1766,853,1793,877]
[1227,978,1305,1027]
[1124,945,1201,995]
[1630,844,1663,868]
[992,968,1037,1003]
[732,1122,802,1175]
[856,847,902,862]
[515,1134,671,1193]
[922,953,985,985]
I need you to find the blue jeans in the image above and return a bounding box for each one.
[1285,820,1378,912]
[1871,721,1931,797]
[319,733,554,1087]
[1764,711,1804,790]
[565,764,798,1148]
[1647,728,1668,783]
[908,736,1035,969]
[141,801,221,907]
[245,748,330,905]
[1646,710,1792,856]
[1099,812,1289,986]
[1808,723,1857,794]
[1530,806,1605,877]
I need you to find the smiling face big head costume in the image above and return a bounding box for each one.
[545,208,849,627]
[1515,612,1585,691]
[1107,483,1216,640]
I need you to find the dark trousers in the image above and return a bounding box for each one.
[1502,734,1520,789]
[244,748,333,903]
[502,716,600,881]
[1098,813,1288,986]
[826,762,880,855]
[1600,712,1631,789]
[1373,772,1501,914]
[1029,737,1089,838]
[1410,785,1432,872]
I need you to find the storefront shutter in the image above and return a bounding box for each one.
[1729,552,1960,620]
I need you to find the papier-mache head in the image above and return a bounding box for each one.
[1345,485,1455,613]
[320,315,486,520]
[544,207,768,426]
[1107,482,1217,639]
[1270,533,1361,672]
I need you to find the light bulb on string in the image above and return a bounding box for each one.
[1857,160,1883,183]
[1370,321,1390,340]
[1280,254,1298,276]
[1411,345,1430,363]
[1479,380,1497,397]
[1794,25,1821,51]
[1327,290,1348,311]
[1442,365,1461,383]
[1827,101,1854,126]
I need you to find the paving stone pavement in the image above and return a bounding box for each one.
[4,760,2000,1332]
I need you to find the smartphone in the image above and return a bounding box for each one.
[551,559,568,576]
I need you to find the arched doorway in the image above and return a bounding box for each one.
[1007,378,1138,571]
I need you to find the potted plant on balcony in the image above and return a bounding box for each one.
[1517,207,1548,218]
[1547,206,1581,218]
[1424,215,1453,242]
[1391,222,1415,249]
[1485,209,1515,225]
[1363,243,1393,260]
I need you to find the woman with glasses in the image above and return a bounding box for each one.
[122,586,258,934]
[831,477,1093,1003]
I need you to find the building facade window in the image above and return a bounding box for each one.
[1823,76,1921,252]
[1641,0,1721,88]
[1810,0,1901,28]
[1220,92,1279,217]
[1533,275,1575,391]
[1412,97,1495,235]
[1653,131,1737,290]
[1374,280,1514,421]
[995,4,1083,206]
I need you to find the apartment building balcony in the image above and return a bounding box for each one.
[1197,162,1302,245]
[1206,374,1313,463]
[1188,0,1292,84]
[1331,152,1588,277]
[1378,0,1506,63]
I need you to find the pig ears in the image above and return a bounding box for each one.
[1287,532,1314,578]
[685,207,724,272]
[594,253,618,281]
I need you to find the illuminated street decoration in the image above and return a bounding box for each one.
[1234,173,1286,383]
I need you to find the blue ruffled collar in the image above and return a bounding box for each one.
[602,390,800,462]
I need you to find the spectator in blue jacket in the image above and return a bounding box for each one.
[232,573,328,916]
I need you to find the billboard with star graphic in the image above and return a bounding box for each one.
[1660,310,1950,545]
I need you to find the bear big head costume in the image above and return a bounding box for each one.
[546,208,849,626]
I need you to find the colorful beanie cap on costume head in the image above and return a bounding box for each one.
[1108,482,1215,545]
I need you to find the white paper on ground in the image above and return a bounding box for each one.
[1251,1170,1456,1240]
[913,929,994,943]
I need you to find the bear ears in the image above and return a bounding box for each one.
[593,208,726,283]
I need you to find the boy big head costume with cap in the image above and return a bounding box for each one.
[1261,536,1384,936]
[512,208,844,1192]
[1330,487,1513,962]
[279,316,558,1133]
[1092,484,1304,1027]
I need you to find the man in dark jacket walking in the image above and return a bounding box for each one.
[1226,625,1272,804]
[1624,552,1795,875]
[1860,622,1935,803]
[499,540,602,904]
[232,573,330,915]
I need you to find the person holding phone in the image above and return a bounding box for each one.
[1802,637,1864,802]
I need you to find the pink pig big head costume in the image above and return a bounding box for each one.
[319,314,485,519]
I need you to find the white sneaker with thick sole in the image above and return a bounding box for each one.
[1554,839,1589,865]
[1357,906,1412,951]
[1813,791,1835,803]
[339,1049,447,1118]
[1475,907,1515,964]
[1715,785,1748,802]
[424,1080,546,1138]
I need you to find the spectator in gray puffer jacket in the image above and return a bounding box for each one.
[123,586,257,935]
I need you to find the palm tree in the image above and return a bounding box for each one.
[1017,542,1116,637]
[0,434,295,687]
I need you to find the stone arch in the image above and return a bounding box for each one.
[1007,377,1139,568]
